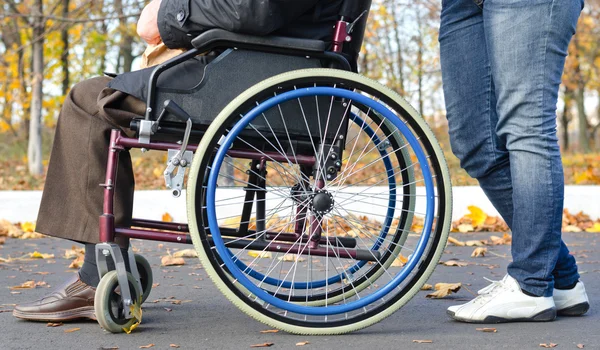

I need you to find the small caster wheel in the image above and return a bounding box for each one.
[95,271,142,333]
[134,254,153,303]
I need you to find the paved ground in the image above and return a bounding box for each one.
[0,232,598,350]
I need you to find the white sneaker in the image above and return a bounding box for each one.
[447,275,556,323]
[554,281,590,316]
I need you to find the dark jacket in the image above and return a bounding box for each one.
[108,0,344,102]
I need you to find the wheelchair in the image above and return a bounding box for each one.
[93,0,452,335]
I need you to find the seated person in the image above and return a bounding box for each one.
[13,0,343,322]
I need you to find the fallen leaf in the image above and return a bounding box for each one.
[441,260,467,267]
[47,322,63,327]
[139,345,155,349]
[447,237,465,246]
[164,308,172,312]
[539,343,558,348]
[162,213,173,222]
[471,247,488,258]
[64,246,85,259]
[100,347,119,350]
[250,343,274,348]
[585,223,600,232]
[391,254,409,267]
[465,240,485,247]
[577,344,584,349]
[296,341,310,346]
[64,327,80,333]
[466,206,487,228]
[457,224,474,233]
[421,284,433,291]
[248,251,273,259]
[123,321,140,334]
[29,251,54,259]
[10,280,47,290]
[69,255,84,269]
[20,222,36,233]
[564,225,582,232]
[277,254,306,262]
[412,340,433,343]
[476,328,497,333]
[259,329,279,334]
[173,249,198,258]
[170,345,180,348]
[426,283,462,299]
[161,256,185,266]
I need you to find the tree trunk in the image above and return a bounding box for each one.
[561,88,572,151]
[389,1,405,95]
[61,0,70,95]
[416,9,424,117]
[115,0,134,73]
[575,86,590,153]
[28,0,44,175]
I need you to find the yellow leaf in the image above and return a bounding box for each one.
[47,322,63,327]
[466,206,487,228]
[20,221,36,233]
[585,222,600,232]
[139,344,155,349]
[471,247,488,258]
[465,240,485,247]
[172,249,198,258]
[248,251,272,259]
[130,300,143,323]
[162,212,173,222]
[539,343,558,348]
[123,321,140,334]
[426,282,462,299]
[161,256,185,266]
[296,341,310,346]
[64,327,80,333]
[29,251,54,259]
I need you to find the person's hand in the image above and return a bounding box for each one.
[137,0,162,45]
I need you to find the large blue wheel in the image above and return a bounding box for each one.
[187,69,452,334]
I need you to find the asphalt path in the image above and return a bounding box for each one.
[0,232,598,350]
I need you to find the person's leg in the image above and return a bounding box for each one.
[440,0,515,226]
[14,77,145,321]
[35,77,145,244]
[484,0,582,297]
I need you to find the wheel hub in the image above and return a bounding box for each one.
[310,190,334,215]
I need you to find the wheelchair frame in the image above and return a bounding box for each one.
[92,0,452,334]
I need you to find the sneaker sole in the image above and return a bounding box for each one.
[12,306,96,322]
[447,307,556,323]
[557,302,589,317]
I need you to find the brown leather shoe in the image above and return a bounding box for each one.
[13,274,96,321]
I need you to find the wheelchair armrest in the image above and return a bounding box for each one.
[191,28,328,55]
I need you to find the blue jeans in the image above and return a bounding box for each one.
[439,0,583,297]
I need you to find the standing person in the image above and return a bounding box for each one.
[12,0,344,322]
[439,0,589,323]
